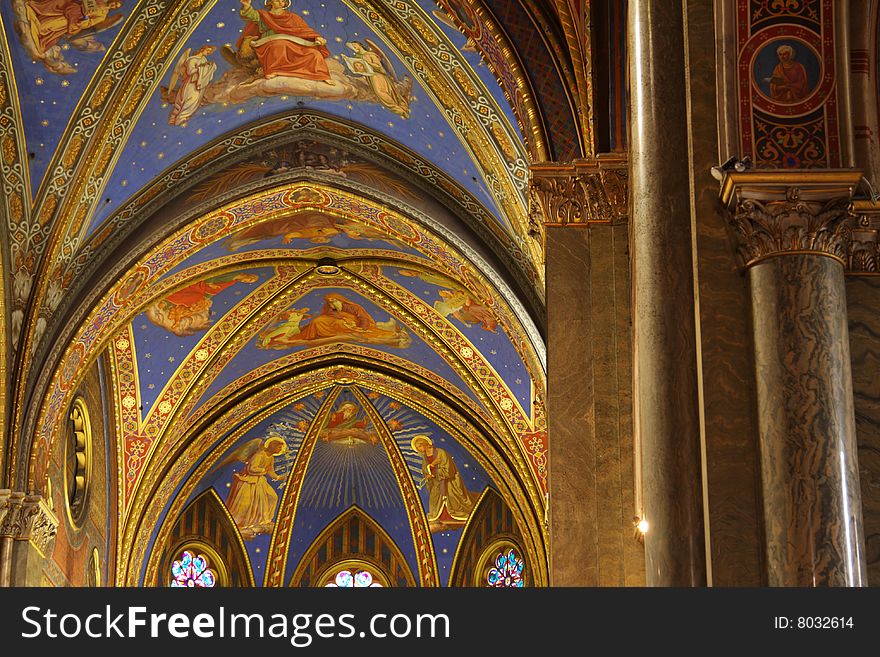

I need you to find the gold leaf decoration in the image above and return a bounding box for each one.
[123,23,147,52]
[122,85,145,119]
[38,195,58,226]
[62,135,84,169]
[10,194,23,221]
[250,121,288,138]
[91,78,114,108]
[189,144,227,169]
[452,68,477,98]
[1,135,16,166]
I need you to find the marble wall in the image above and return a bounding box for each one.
[688,0,766,585]
[547,223,644,585]
[846,276,880,585]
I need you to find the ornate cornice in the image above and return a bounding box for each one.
[529,157,628,228]
[0,490,58,556]
[719,170,863,269]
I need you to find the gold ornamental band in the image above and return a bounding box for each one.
[744,249,847,270]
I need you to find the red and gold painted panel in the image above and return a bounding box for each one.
[737,0,840,168]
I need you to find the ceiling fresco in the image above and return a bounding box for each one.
[188,282,489,414]
[132,265,272,413]
[14,1,555,588]
[34,183,547,569]
[1,0,528,240]
[147,382,497,586]
[0,0,129,191]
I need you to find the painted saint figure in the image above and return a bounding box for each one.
[145,272,259,336]
[162,45,218,126]
[215,434,288,540]
[411,434,479,532]
[223,212,387,251]
[398,269,497,332]
[767,44,809,102]
[434,288,497,331]
[257,306,312,349]
[236,0,332,82]
[299,293,409,345]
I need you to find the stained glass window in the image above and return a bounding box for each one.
[325,569,383,587]
[170,550,217,587]
[486,548,524,587]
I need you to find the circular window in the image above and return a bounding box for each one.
[168,543,227,587]
[476,539,526,588]
[325,569,384,588]
[64,397,92,528]
[170,551,217,587]
[318,560,389,588]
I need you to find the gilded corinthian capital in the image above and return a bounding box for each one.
[719,170,862,269]
[529,157,628,227]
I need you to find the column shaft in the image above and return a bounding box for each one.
[628,0,707,585]
[750,254,866,586]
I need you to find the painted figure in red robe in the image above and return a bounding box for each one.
[237,0,332,83]
[768,44,809,102]
[146,272,259,336]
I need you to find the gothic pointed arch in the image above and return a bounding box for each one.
[288,505,416,588]
[154,488,254,587]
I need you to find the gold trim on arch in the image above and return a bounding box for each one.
[34,180,543,494]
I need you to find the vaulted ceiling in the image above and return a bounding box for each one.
[0,0,593,585]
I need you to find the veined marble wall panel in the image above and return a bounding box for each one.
[691,0,765,585]
[846,276,880,585]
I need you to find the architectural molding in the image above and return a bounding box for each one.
[719,170,863,269]
[0,490,58,556]
[530,157,628,229]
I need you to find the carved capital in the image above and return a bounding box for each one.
[0,489,58,556]
[529,157,628,227]
[849,200,880,273]
[719,170,862,269]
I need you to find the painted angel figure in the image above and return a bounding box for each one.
[161,45,218,126]
[212,434,288,540]
[343,40,413,118]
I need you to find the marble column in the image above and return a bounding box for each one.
[722,172,868,586]
[533,159,645,586]
[627,0,707,585]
